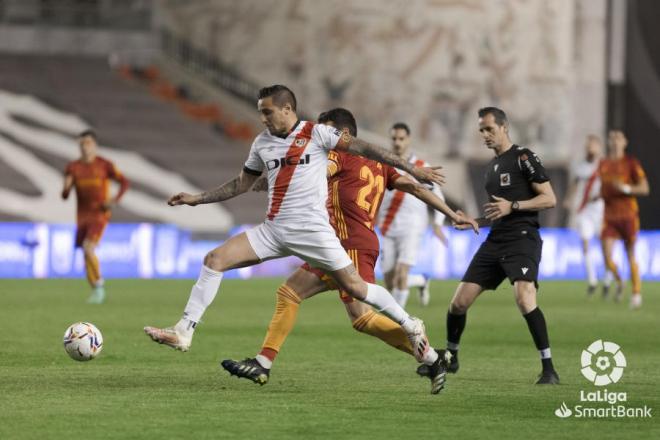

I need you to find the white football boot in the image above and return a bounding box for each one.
[144,325,192,352]
[406,317,431,363]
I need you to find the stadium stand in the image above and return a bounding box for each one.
[0,53,267,234]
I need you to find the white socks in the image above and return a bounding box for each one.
[181,265,224,328]
[392,288,410,307]
[255,354,273,369]
[363,283,413,329]
[407,274,426,289]
[175,317,196,338]
[585,255,597,286]
[422,349,439,365]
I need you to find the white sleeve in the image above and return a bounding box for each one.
[312,123,345,151]
[432,184,446,226]
[243,138,264,174]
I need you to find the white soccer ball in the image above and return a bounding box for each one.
[63,322,103,361]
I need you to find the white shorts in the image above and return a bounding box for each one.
[576,210,602,241]
[380,233,423,273]
[245,220,353,272]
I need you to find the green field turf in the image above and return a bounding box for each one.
[0,279,658,440]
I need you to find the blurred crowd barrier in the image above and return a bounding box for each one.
[2,223,659,281]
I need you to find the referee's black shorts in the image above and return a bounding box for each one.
[461,228,543,291]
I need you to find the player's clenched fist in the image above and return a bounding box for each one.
[168,192,201,206]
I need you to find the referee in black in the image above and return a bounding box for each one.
[437,107,559,384]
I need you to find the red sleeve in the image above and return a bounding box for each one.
[327,150,343,177]
[629,157,646,184]
[105,159,130,202]
[64,162,75,176]
[384,165,401,190]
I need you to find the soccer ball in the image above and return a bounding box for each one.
[63,322,103,361]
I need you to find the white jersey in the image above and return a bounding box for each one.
[377,154,445,237]
[571,159,604,217]
[244,121,346,226]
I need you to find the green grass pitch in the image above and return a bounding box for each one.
[0,279,658,439]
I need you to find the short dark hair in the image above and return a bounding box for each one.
[478,107,508,126]
[391,122,410,135]
[78,129,97,140]
[317,108,357,136]
[258,85,297,111]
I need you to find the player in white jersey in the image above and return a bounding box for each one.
[144,85,451,393]
[378,123,447,307]
[564,135,608,295]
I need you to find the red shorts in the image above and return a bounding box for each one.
[601,216,639,243]
[301,249,379,304]
[75,218,108,247]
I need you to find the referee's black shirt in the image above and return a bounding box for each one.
[484,145,550,237]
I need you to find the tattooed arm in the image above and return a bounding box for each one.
[339,136,445,185]
[168,169,261,206]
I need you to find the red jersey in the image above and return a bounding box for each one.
[326,150,401,251]
[65,156,129,220]
[598,155,646,221]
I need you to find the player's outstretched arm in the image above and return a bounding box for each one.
[251,176,268,192]
[454,215,491,230]
[340,137,445,186]
[392,176,478,233]
[484,181,557,221]
[168,170,260,206]
[61,174,74,200]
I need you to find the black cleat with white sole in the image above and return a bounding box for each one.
[416,352,458,377]
[221,358,270,385]
[418,349,452,394]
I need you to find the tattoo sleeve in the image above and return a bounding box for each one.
[347,137,415,174]
[198,175,248,204]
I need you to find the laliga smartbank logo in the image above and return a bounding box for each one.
[553,340,652,419]
[580,339,626,385]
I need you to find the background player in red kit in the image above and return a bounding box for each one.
[598,130,649,308]
[221,108,478,390]
[61,130,129,303]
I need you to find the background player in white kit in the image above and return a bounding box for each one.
[564,135,610,295]
[144,85,451,393]
[378,123,447,307]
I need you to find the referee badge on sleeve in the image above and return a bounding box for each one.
[500,173,511,186]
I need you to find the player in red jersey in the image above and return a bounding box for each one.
[62,130,129,303]
[598,130,649,308]
[221,108,478,387]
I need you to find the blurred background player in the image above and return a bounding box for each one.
[61,130,129,303]
[598,130,650,309]
[378,123,447,307]
[564,135,608,295]
[435,107,559,384]
[221,108,477,391]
